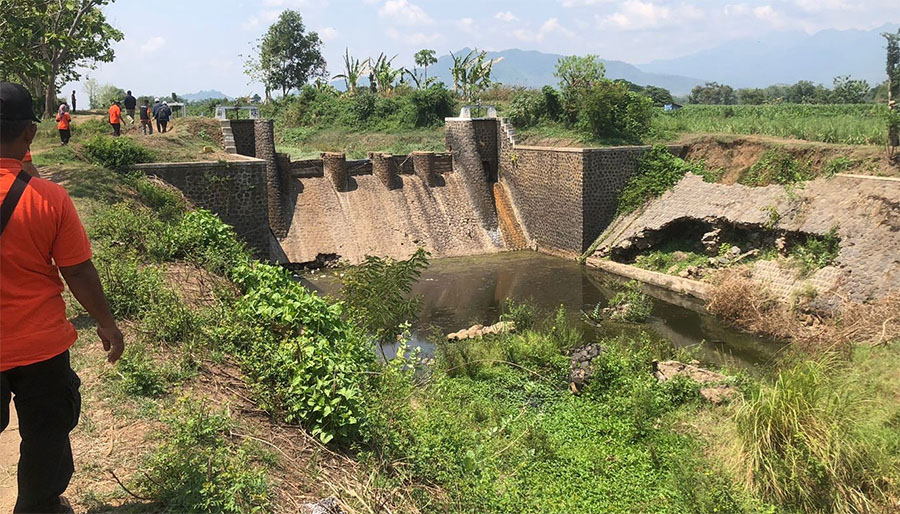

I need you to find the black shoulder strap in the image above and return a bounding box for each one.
[0,170,33,237]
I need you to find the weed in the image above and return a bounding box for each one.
[618,145,703,214]
[139,397,272,513]
[740,149,814,186]
[790,226,840,277]
[499,298,537,331]
[763,204,781,229]
[823,156,854,177]
[608,280,654,322]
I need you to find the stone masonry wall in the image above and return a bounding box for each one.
[500,146,585,254]
[444,119,501,235]
[230,120,256,157]
[134,159,270,258]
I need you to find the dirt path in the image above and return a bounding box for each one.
[0,409,19,511]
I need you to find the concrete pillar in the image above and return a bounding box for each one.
[372,152,398,189]
[254,119,286,238]
[412,151,437,187]
[323,152,349,192]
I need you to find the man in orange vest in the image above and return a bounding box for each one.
[108,100,121,136]
[1,82,125,513]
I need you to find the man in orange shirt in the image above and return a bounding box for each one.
[108,100,121,136]
[56,104,71,145]
[1,82,125,513]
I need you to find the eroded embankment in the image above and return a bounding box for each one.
[278,171,503,264]
[589,173,900,303]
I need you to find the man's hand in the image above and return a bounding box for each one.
[97,325,124,363]
[59,259,124,364]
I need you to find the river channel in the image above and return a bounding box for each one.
[302,251,781,369]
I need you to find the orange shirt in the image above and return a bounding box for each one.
[22,151,31,163]
[56,112,71,130]
[0,158,92,371]
[109,104,121,124]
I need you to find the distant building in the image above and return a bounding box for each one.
[663,103,683,112]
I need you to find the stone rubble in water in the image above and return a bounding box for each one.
[652,360,739,405]
[568,343,606,394]
[446,320,516,341]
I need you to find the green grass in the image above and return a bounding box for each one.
[653,104,891,146]
[633,241,709,275]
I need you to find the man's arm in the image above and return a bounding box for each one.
[59,259,125,363]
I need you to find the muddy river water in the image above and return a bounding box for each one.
[303,251,781,369]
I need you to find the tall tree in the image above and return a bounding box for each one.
[688,82,737,105]
[250,10,327,98]
[414,49,437,84]
[555,55,606,95]
[883,29,900,104]
[0,0,123,117]
[831,75,870,104]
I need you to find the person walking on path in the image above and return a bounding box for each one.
[123,90,136,124]
[0,82,125,514]
[108,100,121,136]
[70,90,76,112]
[55,104,71,145]
[139,100,153,135]
[156,101,172,133]
[152,98,162,133]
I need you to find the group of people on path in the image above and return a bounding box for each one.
[108,91,172,137]
[50,88,175,145]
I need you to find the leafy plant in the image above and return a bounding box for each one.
[500,298,537,331]
[618,145,703,214]
[83,135,154,170]
[790,226,841,276]
[341,248,430,348]
[608,280,654,322]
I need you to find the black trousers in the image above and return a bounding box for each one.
[155,120,162,133]
[159,120,168,133]
[111,123,120,136]
[58,129,70,145]
[1,350,81,513]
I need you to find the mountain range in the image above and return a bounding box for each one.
[179,90,231,102]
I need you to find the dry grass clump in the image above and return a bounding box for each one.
[707,270,900,349]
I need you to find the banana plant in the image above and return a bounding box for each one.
[371,52,402,95]
[332,48,370,95]
[450,49,502,102]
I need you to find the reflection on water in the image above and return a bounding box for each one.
[303,251,782,369]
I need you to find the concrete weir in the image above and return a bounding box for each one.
[145,116,671,266]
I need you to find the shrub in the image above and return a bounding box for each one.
[140,398,271,513]
[741,149,814,186]
[410,85,456,127]
[228,261,375,443]
[823,156,853,178]
[608,280,654,322]
[169,210,250,274]
[88,203,168,258]
[92,248,166,319]
[735,357,888,513]
[617,145,702,214]
[83,135,154,171]
[500,298,537,331]
[116,342,169,397]
[131,175,187,221]
[508,86,563,128]
[341,248,429,347]
[790,226,840,276]
[577,81,654,143]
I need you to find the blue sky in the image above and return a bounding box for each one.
[64,0,899,104]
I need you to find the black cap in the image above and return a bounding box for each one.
[0,82,41,122]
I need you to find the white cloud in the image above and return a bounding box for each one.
[457,17,475,33]
[600,0,672,30]
[514,17,575,42]
[319,26,338,40]
[378,0,433,26]
[386,28,440,45]
[241,17,260,30]
[753,5,785,27]
[261,0,328,6]
[793,0,852,11]
[559,0,614,6]
[140,36,166,53]
[495,11,519,22]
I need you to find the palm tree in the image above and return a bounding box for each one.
[332,48,370,95]
[414,49,437,86]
